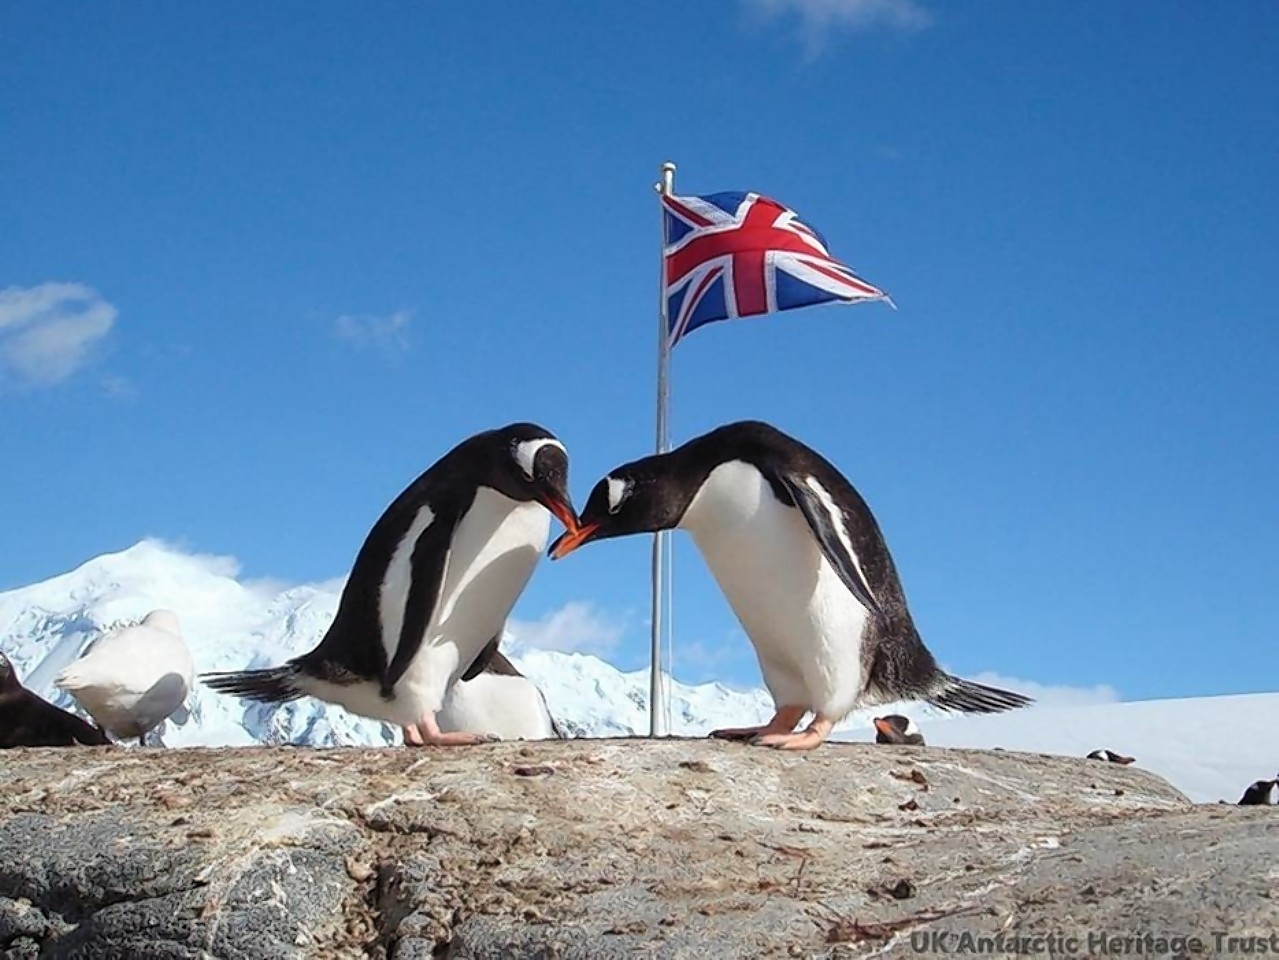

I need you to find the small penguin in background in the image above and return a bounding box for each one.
[437,642,565,741]
[873,714,924,746]
[1,651,111,749]
[55,609,194,746]
[1087,749,1136,765]
[203,423,579,747]
[1238,778,1278,806]
[550,420,1032,751]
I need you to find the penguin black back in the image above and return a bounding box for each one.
[0,652,112,749]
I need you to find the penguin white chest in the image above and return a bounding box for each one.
[679,461,869,719]
[380,488,550,716]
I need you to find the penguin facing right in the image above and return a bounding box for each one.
[873,714,924,746]
[0,651,111,749]
[1238,778,1278,806]
[549,420,1033,751]
[202,423,579,747]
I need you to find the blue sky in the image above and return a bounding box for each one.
[3,1,1276,704]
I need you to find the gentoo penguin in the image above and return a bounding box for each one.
[1086,749,1135,765]
[0,651,111,748]
[1238,778,1278,806]
[438,646,565,740]
[202,423,579,747]
[873,714,924,746]
[55,609,194,746]
[549,420,1033,751]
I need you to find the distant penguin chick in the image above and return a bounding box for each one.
[1,651,111,749]
[55,609,193,747]
[873,714,924,746]
[1086,749,1135,765]
[1238,778,1278,806]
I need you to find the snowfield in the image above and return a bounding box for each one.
[1,539,1272,805]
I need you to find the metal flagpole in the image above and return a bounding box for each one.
[649,160,676,738]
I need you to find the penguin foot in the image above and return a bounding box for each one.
[402,718,499,747]
[751,715,834,751]
[710,705,807,742]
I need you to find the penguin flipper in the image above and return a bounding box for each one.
[383,508,463,693]
[459,633,501,682]
[771,470,886,621]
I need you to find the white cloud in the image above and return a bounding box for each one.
[509,601,626,655]
[744,0,932,56]
[333,310,412,356]
[964,670,1121,707]
[0,282,118,388]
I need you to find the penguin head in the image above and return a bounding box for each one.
[873,714,924,745]
[547,456,688,559]
[486,423,579,533]
[0,652,17,691]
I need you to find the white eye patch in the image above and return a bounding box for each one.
[513,437,566,479]
[606,476,631,514]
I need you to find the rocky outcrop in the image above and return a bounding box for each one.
[1,739,1275,958]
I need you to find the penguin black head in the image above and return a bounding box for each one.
[547,454,688,559]
[873,714,924,746]
[481,423,579,533]
[0,652,17,692]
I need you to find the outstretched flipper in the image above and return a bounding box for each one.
[770,469,887,622]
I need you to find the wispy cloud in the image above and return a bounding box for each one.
[0,282,118,389]
[332,310,412,357]
[100,374,137,400]
[965,670,1121,707]
[509,601,626,656]
[743,0,932,57]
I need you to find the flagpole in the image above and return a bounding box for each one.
[649,160,676,738]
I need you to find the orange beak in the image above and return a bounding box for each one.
[549,522,600,560]
[541,496,580,536]
[873,717,894,738]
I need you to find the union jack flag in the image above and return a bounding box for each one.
[662,191,892,348]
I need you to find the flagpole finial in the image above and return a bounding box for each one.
[656,161,676,196]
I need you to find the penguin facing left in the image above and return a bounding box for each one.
[202,423,579,747]
[0,652,111,749]
[550,420,1033,751]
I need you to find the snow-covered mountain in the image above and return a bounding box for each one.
[2,540,1274,805]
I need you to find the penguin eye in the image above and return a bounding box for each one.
[605,477,631,515]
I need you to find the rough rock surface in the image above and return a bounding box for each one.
[1,738,1275,959]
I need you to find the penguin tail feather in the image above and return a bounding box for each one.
[927,674,1034,715]
[200,666,306,704]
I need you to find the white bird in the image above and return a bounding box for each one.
[55,609,194,746]
[437,647,564,741]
